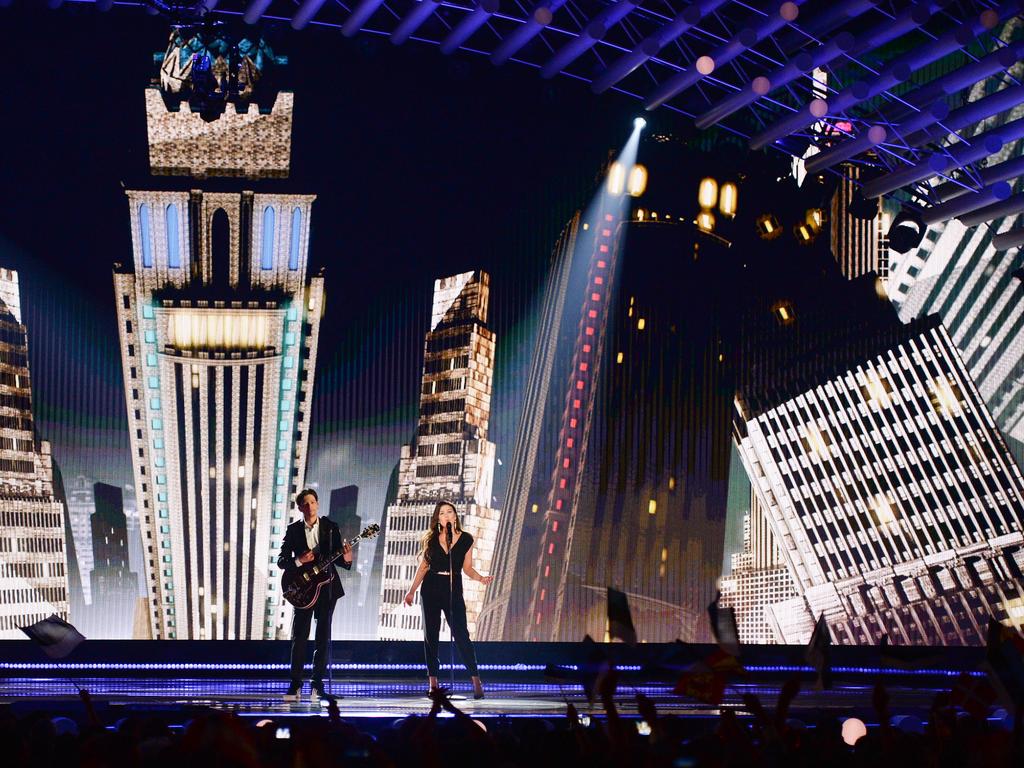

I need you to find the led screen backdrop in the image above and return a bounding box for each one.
[1,11,1023,646]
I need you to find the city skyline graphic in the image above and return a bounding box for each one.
[2,10,1023,645]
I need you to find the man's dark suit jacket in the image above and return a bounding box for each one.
[276,516,352,603]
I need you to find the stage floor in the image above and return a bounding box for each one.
[0,675,956,724]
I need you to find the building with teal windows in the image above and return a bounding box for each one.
[113,32,323,640]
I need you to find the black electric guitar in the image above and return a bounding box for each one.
[281,523,380,609]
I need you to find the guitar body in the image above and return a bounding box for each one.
[282,563,335,610]
[280,523,380,609]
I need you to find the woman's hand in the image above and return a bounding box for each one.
[404,591,416,606]
[480,575,493,585]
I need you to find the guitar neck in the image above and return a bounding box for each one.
[320,536,364,566]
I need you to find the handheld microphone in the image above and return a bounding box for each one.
[445,522,453,542]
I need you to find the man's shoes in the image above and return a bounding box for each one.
[283,682,302,702]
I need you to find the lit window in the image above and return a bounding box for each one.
[261,206,276,270]
[289,208,302,270]
[648,499,657,515]
[139,204,153,268]
[166,204,181,268]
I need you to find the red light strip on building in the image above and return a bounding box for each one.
[526,209,620,639]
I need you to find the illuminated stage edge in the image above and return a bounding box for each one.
[0,641,992,727]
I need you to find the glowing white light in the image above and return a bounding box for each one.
[628,164,648,197]
[606,162,626,195]
[698,177,718,209]
[719,182,738,217]
[842,718,867,746]
[633,117,647,130]
[696,56,715,75]
[168,310,272,351]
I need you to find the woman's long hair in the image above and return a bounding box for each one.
[420,500,462,564]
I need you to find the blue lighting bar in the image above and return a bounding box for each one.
[934,155,1024,202]
[441,0,500,55]
[343,0,388,37]
[696,0,925,130]
[392,0,442,46]
[491,0,568,66]
[750,0,1021,151]
[242,0,273,25]
[861,114,1024,199]
[905,84,1024,149]
[957,191,1024,228]
[540,0,637,79]
[645,0,809,112]
[291,0,329,30]
[591,0,730,95]
[922,181,1012,225]
[806,39,1024,175]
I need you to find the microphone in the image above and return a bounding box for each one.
[445,522,453,543]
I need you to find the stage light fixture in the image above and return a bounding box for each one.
[887,210,926,254]
[847,189,880,221]
[805,208,825,232]
[696,210,715,232]
[793,221,817,245]
[756,214,782,240]
[634,117,647,130]
[698,178,719,209]
[719,182,738,218]
[606,162,626,195]
[627,165,648,197]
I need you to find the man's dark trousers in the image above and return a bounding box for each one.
[290,595,337,686]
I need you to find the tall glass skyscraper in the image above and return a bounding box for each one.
[114,33,323,640]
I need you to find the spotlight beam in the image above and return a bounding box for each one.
[441,0,499,55]
[492,1,567,66]
[750,1,1022,150]
[700,0,925,130]
[645,1,808,112]
[541,0,637,79]
[591,0,729,95]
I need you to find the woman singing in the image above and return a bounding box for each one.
[404,500,493,698]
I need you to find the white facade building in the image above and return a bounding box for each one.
[0,268,70,638]
[114,86,323,640]
[735,313,1024,645]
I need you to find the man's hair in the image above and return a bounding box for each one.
[295,488,318,508]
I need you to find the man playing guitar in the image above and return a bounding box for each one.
[278,488,352,702]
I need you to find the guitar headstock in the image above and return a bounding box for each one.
[359,522,381,540]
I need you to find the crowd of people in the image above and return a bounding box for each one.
[2,676,1021,768]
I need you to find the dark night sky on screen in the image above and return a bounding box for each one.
[0,5,681,528]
